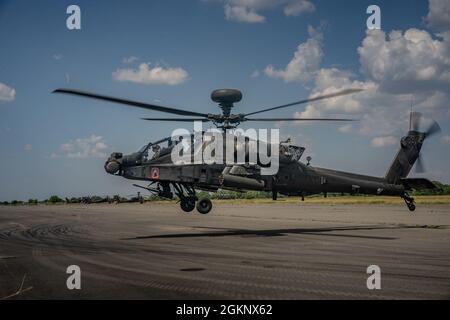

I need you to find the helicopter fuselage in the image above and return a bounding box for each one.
[105,127,437,213]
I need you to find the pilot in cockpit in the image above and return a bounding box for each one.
[151,144,161,159]
[279,138,291,156]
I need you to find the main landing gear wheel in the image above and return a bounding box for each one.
[180,198,195,212]
[196,198,212,214]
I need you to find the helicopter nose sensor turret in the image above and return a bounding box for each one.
[105,160,120,174]
[104,152,122,174]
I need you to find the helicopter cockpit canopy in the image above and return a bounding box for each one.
[139,132,201,161]
[138,131,305,164]
[280,139,305,162]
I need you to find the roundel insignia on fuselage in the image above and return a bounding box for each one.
[150,167,160,179]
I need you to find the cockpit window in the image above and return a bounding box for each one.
[280,144,305,162]
[138,144,149,153]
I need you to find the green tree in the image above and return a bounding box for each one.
[48,195,63,204]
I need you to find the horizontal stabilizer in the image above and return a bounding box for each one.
[401,178,437,190]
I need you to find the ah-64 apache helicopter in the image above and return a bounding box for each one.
[53,88,440,214]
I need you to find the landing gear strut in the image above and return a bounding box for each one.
[173,183,197,213]
[173,183,212,214]
[135,181,213,214]
[402,193,416,212]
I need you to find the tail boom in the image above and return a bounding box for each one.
[385,131,424,184]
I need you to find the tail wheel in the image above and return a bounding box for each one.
[403,194,416,212]
[180,199,195,212]
[196,198,212,214]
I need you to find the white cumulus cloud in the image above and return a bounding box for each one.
[250,70,260,78]
[293,104,321,118]
[223,0,315,23]
[425,0,450,31]
[260,2,449,149]
[0,82,16,102]
[268,26,449,137]
[338,124,353,133]
[113,63,189,85]
[300,69,433,136]
[371,136,398,148]
[122,56,139,64]
[358,29,450,93]
[265,25,323,83]
[55,134,109,159]
[225,4,265,23]
[283,0,315,16]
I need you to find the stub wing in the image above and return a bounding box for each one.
[401,178,437,190]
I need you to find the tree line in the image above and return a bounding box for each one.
[1,181,449,205]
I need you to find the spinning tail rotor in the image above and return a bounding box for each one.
[409,112,442,173]
[385,112,441,183]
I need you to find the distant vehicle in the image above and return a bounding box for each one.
[66,196,112,204]
[113,192,144,204]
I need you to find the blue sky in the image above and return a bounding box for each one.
[0,0,449,200]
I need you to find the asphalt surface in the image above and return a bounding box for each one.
[0,202,449,299]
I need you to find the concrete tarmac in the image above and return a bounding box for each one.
[0,203,449,299]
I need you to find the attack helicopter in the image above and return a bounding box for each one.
[53,88,440,213]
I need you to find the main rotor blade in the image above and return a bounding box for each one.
[244,118,356,122]
[244,88,364,117]
[141,118,210,122]
[53,88,209,117]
